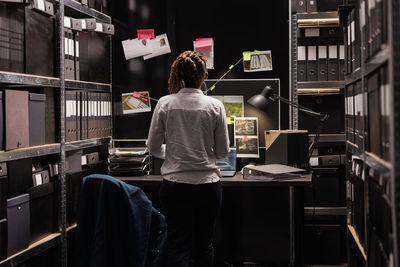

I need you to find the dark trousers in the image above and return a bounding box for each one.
[159,179,222,267]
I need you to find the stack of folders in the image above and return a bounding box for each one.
[345,84,355,144]
[243,164,305,181]
[65,91,112,142]
[366,66,390,161]
[108,147,150,176]
[349,156,365,244]
[298,29,344,82]
[64,16,114,81]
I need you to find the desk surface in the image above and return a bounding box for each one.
[116,173,312,187]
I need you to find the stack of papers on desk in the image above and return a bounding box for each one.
[243,164,305,181]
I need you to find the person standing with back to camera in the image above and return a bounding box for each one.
[147,51,230,267]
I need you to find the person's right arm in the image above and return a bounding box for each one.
[146,101,166,159]
[214,103,230,159]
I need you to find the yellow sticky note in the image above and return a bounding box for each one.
[210,85,216,91]
[254,50,261,55]
[229,65,235,70]
[243,51,251,61]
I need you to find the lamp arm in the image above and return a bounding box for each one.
[271,94,322,119]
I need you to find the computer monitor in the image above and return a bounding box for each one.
[216,148,237,177]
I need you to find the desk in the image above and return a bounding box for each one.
[117,173,312,267]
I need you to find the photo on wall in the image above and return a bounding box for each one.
[122,91,151,114]
[210,95,244,124]
[234,117,259,158]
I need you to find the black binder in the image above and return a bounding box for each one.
[368,0,375,58]
[346,84,355,144]
[354,81,364,149]
[0,3,24,73]
[307,0,317,12]
[297,45,307,82]
[66,91,76,142]
[76,91,81,140]
[354,6,361,71]
[5,90,29,150]
[361,0,369,62]
[74,32,80,80]
[339,45,345,81]
[317,44,328,81]
[25,7,54,77]
[379,67,389,161]
[296,0,307,13]
[29,93,46,147]
[328,45,338,81]
[346,12,352,74]
[367,72,381,156]
[7,158,33,198]
[81,91,88,140]
[375,0,382,53]
[307,45,317,81]
[0,92,3,151]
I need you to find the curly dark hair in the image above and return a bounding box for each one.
[168,51,207,94]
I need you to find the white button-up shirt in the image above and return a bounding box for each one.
[146,88,230,184]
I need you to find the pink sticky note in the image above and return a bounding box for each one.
[137,29,155,40]
[243,136,248,140]
[141,97,148,102]
[195,38,213,49]
[133,91,141,98]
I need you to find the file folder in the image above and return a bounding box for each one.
[348,85,355,144]
[25,7,54,77]
[88,92,94,139]
[346,12,352,74]
[76,91,81,140]
[297,0,307,13]
[360,0,368,63]
[307,0,317,12]
[354,81,364,149]
[368,0,375,58]
[328,45,338,81]
[375,0,382,54]
[29,93,46,147]
[96,93,101,138]
[0,92,3,151]
[0,164,8,219]
[65,91,75,142]
[64,29,74,80]
[81,91,88,140]
[350,10,356,71]
[0,3,24,73]
[367,72,381,156]
[354,7,361,71]
[307,45,317,81]
[379,67,389,161]
[339,45,345,81]
[297,46,307,81]
[5,90,29,150]
[74,32,80,80]
[317,45,328,81]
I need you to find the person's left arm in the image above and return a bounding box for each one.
[146,101,166,159]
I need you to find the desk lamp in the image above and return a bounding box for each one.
[248,86,329,162]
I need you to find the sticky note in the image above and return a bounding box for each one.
[254,50,261,55]
[195,38,213,49]
[243,51,251,61]
[133,91,141,98]
[137,29,155,40]
[210,85,216,91]
[229,65,234,70]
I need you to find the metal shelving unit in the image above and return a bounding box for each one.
[0,0,113,265]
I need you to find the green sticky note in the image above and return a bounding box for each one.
[243,51,251,61]
[210,85,216,91]
[254,50,261,55]
[229,65,235,70]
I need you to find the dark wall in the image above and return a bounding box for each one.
[110,0,289,139]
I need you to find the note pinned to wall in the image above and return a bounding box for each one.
[121,38,153,60]
[210,95,244,125]
[143,33,171,60]
[242,50,273,72]
[122,91,151,114]
[194,38,214,69]
[137,29,155,40]
[234,117,260,158]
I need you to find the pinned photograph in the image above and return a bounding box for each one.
[210,96,243,124]
[194,38,214,69]
[243,50,272,72]
[121,38,153,60]
[235,137,259,158]
[234,117,258,136]
[122,91,151,114]
[143,33,171,60]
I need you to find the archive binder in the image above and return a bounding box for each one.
[380,67,390,161]
[81,91,88,140]
[297,0,307,13]
[5,90,29,150]
[346,85,355,144]
[64,29,74,80]
[367,72,381,156]
[76,91,81,140]
[360,0,369,62]
[307,0,317,12]
[0,92,3,151]
[368,0,375,58]
[354,6,361,71]
[317,45,328,81]
[328,45,338,81]
[346,12,352,74]
[29,93,46,147]
[25,6,54,77]
[339,45,345,81]
[307,45,317,81]
[66,91,76,142]
[350,10,356,71]
[354,81,364,149]
[74,32,80,80]
[297,46,307,82]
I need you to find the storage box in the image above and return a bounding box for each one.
[28,182,57,244]
[8,158,33,198]
[0,218,6,260]
[0,163,8,219]
[7,194,30,256]
[264,130,309,168]
[29,93,46,147]
[66,150,83,174]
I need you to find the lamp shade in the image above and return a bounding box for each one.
[247,86,274,110]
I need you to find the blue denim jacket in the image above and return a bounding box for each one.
[75,174,166,267]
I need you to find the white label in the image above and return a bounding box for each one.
[360,1,366,28]
[75,41,79,58]
[298,46,306,61]
[347,25,351,46]
[361,169,365,181]
[70,39,74,57]
[81,156,87,165]
[310,157,319,166]
[95,23,103,32]
[339,45,345,60]
[64,17,71,28]
[318,46,327,59]
[305,28,320,37]
[308,46,316,60]
[77,100,81,116]
[64,38,69,55]
[351,21,355,43]
[37,0,45,11]
[81,20,87,30]
[329,45,337,58]
[66,100,71,117]
[350,96,354,115]
[72,100,76,116]
[35,174,42,186]
[386,84,391,117]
